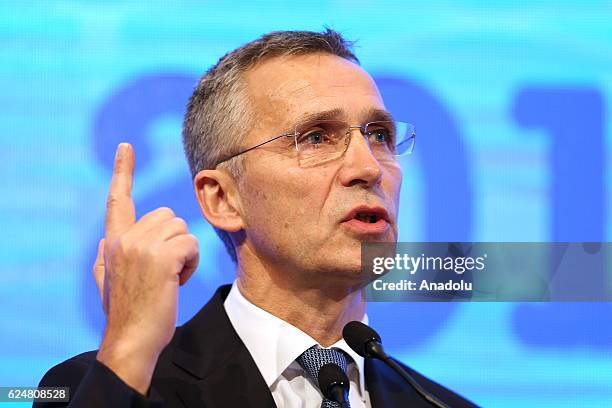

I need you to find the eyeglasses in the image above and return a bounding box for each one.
[215,119,416,168]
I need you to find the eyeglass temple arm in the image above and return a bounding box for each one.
[215,133,294,166]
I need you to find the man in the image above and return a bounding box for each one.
[36,29,476,407]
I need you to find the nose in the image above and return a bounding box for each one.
[337,127,383,188]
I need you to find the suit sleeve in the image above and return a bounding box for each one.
[33,352,163,408]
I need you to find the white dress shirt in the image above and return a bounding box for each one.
[224,281,371,408]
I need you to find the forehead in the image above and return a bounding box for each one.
[243,53,386,131]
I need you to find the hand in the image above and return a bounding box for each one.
[94,143,199,395]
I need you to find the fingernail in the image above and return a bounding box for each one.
[115,143,128,160]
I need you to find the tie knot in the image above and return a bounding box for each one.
[296,346,349,383]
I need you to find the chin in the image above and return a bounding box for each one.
[317,256,362,278]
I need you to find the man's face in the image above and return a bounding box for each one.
[236,53,403,281]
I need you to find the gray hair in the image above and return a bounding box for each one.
[182,28,359,263]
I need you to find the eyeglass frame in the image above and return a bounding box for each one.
[214,119,416,167]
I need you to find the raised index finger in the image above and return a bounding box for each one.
[105,143,136,240]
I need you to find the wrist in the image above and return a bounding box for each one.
[97,335,160,395]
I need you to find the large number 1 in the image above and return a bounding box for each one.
[512,87,612,347]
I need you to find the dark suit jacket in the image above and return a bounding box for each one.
[36,285,477,407]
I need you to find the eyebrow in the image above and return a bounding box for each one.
[363,107,395,123]
[290,107,395,129]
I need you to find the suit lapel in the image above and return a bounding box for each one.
[171,285,277,408]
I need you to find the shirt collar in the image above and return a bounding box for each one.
[223,281,367,398]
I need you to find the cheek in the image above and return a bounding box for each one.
[271,177,324,230]
[384,166,403,211]
[391,161,404,187]
[241,191,293,258]
[241,172,312,237]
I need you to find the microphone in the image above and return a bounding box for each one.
[317,363,350,408]
[343,321,449,408]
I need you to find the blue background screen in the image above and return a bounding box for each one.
[1,2,611,406]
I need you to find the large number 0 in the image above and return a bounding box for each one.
[81,74,230,333]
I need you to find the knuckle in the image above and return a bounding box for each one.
[146,242,162,258]
[106,194,121,210]
[186,234,199,247]
[130,241,143,256]
[133,239,151,257]
[114,235,132,255]
[112,160,125,174]
[156,206,175,218]
[172,217,188,231]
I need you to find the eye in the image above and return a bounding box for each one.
[297,128,332,147]
[367,127,393,145]
[307,131,324,145]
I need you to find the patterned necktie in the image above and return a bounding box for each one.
[296,346,351,408]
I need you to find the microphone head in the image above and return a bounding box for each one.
[317,363,349,402]
[342,321,382,358]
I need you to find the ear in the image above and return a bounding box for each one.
[194,169,244,233]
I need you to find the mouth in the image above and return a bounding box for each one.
[341,205,391,235]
